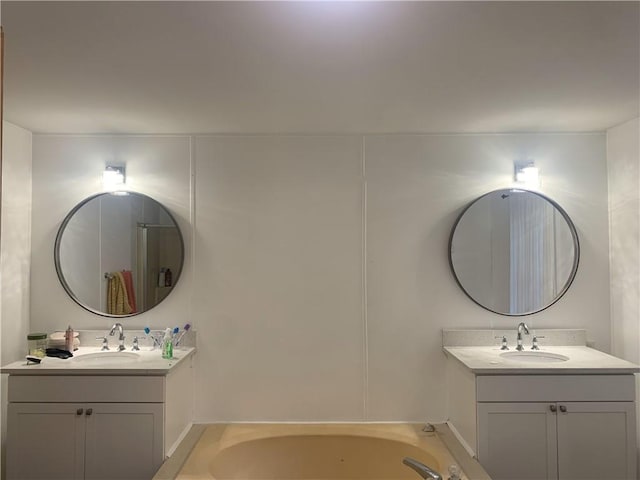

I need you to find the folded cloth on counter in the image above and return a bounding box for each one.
[49,331,80,351]
[107,271,134,315]
[45,348,73,359]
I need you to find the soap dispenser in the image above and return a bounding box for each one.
[64,325,74,353]
[161,328,173,359]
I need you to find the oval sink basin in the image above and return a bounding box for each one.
[500,351,569,363]
[73,352,140,365]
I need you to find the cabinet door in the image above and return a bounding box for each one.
[478,402,558,480]
[83,403,164,480]
[557,401,636,480]
[6,403,85,480]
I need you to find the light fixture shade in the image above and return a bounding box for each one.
[103,165,126,191]
[514,161,540,189]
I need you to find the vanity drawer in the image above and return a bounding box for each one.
[8,375,165,403]
[476,374,636,402]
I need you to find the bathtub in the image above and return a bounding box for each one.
[157,423,490,480]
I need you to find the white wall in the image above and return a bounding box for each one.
[30,135,192,330]
[29,132,610,422]
[58,196,101,310]
[193,136,365,421]
[1,122,33,368]
[607,117,640,470]
[363,134,608,421]
[1,121,33,478]
[608,117,640,363]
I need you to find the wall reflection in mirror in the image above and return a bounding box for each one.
[449,189,579,316]
[55,192,184,317]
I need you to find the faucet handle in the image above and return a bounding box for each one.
[495,335,509,350]
[531,335,545,350]
[131,336,140,351]
[96,336,109,351]
[448,464,462,480]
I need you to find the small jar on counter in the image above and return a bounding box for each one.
[27,333,48,358]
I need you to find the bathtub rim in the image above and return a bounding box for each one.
[152,422,491,480]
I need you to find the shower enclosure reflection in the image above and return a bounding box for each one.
[137,223,182,311]
[55,192,184,317]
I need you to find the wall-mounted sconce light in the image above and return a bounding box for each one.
[514,161,540,189]
[102,165,126,192]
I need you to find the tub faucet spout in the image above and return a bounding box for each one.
[402,457,443,480]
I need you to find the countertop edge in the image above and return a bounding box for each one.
[1,347,196,376]
[443,346,640,375]
[467,367,640,375]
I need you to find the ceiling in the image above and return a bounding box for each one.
[2,1,639,134]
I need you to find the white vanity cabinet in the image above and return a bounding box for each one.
[7,401,163,480]
[477,400,636,480]
[447,359,638,480]
[3,350,194,480]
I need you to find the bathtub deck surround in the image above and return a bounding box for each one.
[154,423,491,480]
[1,346,196,480]
[443,328,639,480]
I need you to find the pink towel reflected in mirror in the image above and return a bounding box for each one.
[121,270,137,313]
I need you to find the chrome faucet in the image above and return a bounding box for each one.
[516,321,530,351]
[109,322,126,351]
[402,458,443,480]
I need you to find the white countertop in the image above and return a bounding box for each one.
[444,345,640,374]
[0,347,196,376]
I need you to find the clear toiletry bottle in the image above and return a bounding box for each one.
[158,268,166,287]
[162,328,173,359]
[65,325,74,353]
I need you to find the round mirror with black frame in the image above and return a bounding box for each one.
[54,191,185,317]
[449,189,579,316]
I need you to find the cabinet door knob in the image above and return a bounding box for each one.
[559,405,567,413]
[76,408,84,416]
[86,408,93,416]
[549,404,557,412]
